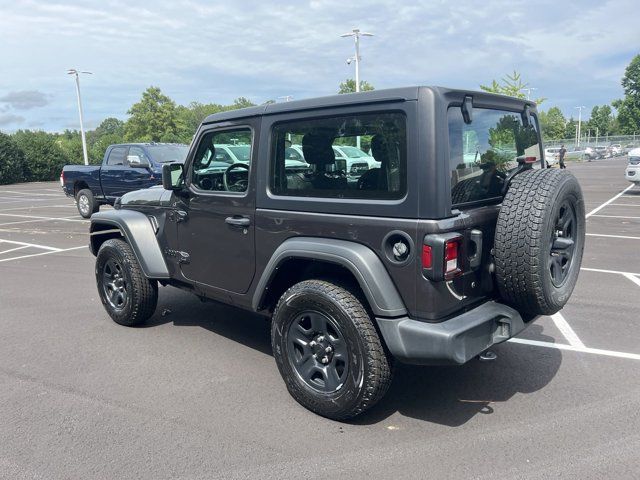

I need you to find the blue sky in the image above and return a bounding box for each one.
[0,0,637,132]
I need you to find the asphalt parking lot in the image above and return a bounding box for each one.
[1,158,639,479]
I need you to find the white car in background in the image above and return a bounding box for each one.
[610,144,623,156]
[544,147,560,166]
[625,148,640,185]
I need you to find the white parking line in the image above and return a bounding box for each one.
[609,203,640,207]
[586,184,635,217]
[0,213,85,223]
[622,273,640,288]
[586,233,640,240]
[550,312,585,348]
[0,239,61,251]
[0,245,29,255]
[581,266,640,276]
[0,190,61,197]
[589,214,640,220]
[509,338,640,361]
[0,245,87,263]
[0,216,83,227]
[0,204,76,212]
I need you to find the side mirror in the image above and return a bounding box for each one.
[128,155,150,168]
[162,163,184,191]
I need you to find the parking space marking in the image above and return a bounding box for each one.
[581,266,640,276]
[0,204,76,212]
[0,215,83,227]
[586,184,635,218]
[622,273,640,289]
[0,245,29,255]
[609,203,640,207]
[0,239,62,251]
[0,245,87,263]
[551,312,585,347]
[509,338,640,361]
[590,214,640,220]
[586,233,640,240]
[0,190,62,197]
[0,213,85,223]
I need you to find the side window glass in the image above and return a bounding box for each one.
[191,128,252,193]
[269,112,407,199]
[106,147,127,166]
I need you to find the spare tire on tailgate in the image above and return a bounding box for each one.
[494,168,585,316]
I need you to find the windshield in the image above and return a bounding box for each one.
[448,107,541,206]
[227,145,251,162]
[146,144,189,163]
[339,146,369,158]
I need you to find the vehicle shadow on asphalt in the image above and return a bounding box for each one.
[351,323,562,426]
[145,287,561,427]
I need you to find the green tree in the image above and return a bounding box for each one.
[13,130,69,181]
[612,54,640,135]
[480,71,545,104]
[0,132,25,184]
[338,79,375,94]
[587,105,615,136]
[124,86,180,142]
[231,97,256,109]
[538,107,567,140]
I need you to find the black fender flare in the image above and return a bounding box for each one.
[89,210,170,279]
[252,237,407,317]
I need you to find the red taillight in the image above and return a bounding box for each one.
[444,237,462,279]
[59,171,64,187]
[524,156,537,163]
[421,245,432,268]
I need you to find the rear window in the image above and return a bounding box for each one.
[146,144,189,163]
[448,107,541,206]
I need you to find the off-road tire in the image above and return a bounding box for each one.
[271,279,392,420]
[76,188,99,218]
[95,238,158,326]
[495,169,585,316]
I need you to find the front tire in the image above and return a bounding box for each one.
[95,239,158,326]
[76,188,99,219]
[271,279,392,420]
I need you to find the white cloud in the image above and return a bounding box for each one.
[0,0,636,131]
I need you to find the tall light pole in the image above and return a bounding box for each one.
[341,28,373,94]
[575,106,586,147]
[67,69,92,165]
[522,87,537,100]
[341,28,373,149]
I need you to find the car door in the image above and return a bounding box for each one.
[100,146,128,199]
[175,124,257,294]
[126,146,159,190]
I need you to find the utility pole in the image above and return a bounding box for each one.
[67,69,92,166]
[575,106,586,147]
[341,28,373,150]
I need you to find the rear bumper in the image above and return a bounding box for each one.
[376,301,535,365]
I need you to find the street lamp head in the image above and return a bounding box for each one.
[67,69,77,75]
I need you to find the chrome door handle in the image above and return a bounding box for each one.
[225,216,250,227]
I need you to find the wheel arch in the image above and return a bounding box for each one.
[253,237,407,318]
[90,209,170,279]
[74,181,90,196]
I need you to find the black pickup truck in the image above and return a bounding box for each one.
[60,143,189,218]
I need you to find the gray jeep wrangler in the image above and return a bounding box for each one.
[89,87,585,420]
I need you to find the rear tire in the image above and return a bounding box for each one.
[271,279,392,420]
[76,188,99,218]
[494,169,585,316]
[96,239,158,326]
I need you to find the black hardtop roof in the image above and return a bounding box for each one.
[111,142,189,147]
[202,86,535,124]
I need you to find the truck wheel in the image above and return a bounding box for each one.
[271,279,392,420]
[95,238,158,326]
[76,189,99,218]
[495,169,585,316]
